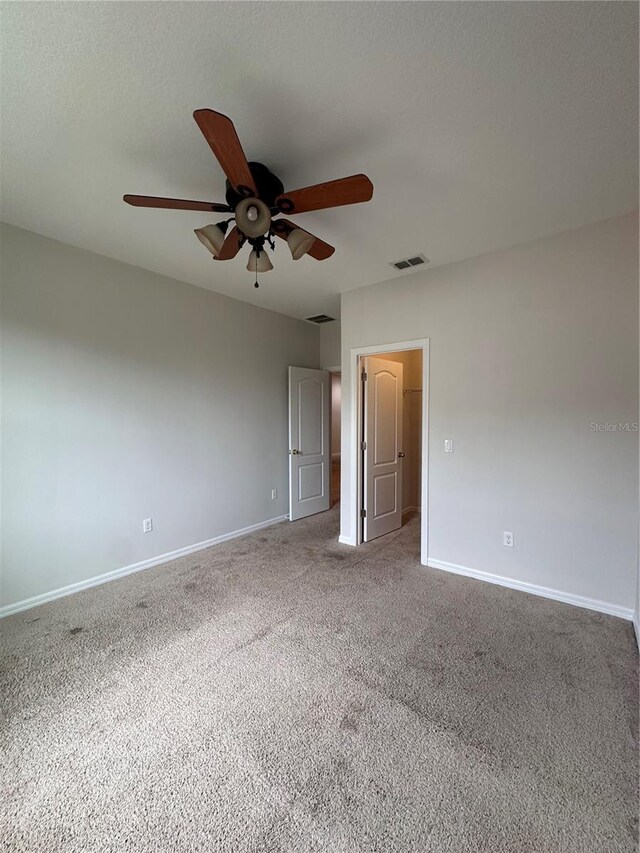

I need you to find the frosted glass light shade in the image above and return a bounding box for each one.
[247,250,273,273]
[287,228,314,260]
[236,198,271,238]
[194,223,227,256]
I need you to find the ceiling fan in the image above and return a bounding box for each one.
[124,109,374,286]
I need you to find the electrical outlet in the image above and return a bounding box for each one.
[143,518,153,534]
[503,531,513,547]
[271,489,277,500]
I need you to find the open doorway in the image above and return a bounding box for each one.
[359,349,422,542]
[330,371,341,507]
[340,338,429,563]
[287,365,340,522]
[287,367,331,522]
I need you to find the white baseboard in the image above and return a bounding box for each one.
[427,558,634,621]
[633,611,639,649]
[402,505,420,516]
[0,514,287,620]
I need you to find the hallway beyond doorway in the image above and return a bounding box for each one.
[331,371,341,507]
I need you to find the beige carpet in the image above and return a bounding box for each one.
[1,508,638,852]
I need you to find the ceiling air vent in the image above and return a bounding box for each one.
[306,314,335,324]
[390,253,430,271]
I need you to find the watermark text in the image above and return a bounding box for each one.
[589,422,638,432]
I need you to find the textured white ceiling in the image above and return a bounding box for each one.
[1,2,637,320]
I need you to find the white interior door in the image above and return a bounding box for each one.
[288,366,330,521]
[363,356,404,541]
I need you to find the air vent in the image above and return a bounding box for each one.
[306,314,335,324]
[390,253,430,271]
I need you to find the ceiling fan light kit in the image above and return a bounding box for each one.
[287,228,315,260]
[234,197,271,239]
[124,108,374,287]
[247,249,274,274]
[194,221,229,256]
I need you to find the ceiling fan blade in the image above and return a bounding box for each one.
[124,195,231,212]
[273,219,335,260]
[307,237,336,261]
[215,225,244,260]
[193,109,257,197]
[275,174,373,215]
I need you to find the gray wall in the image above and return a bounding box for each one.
[341,213,639,611]
[1,224,319,607]
[320,322,341,369]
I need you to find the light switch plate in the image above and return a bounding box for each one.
[444,439,453,453]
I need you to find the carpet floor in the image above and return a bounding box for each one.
[1,508,638,852]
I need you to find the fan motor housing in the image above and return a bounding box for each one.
[225,162,284,209]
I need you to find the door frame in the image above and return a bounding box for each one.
[344,338,429,565]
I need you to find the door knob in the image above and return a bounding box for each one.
[398,452,406,458]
